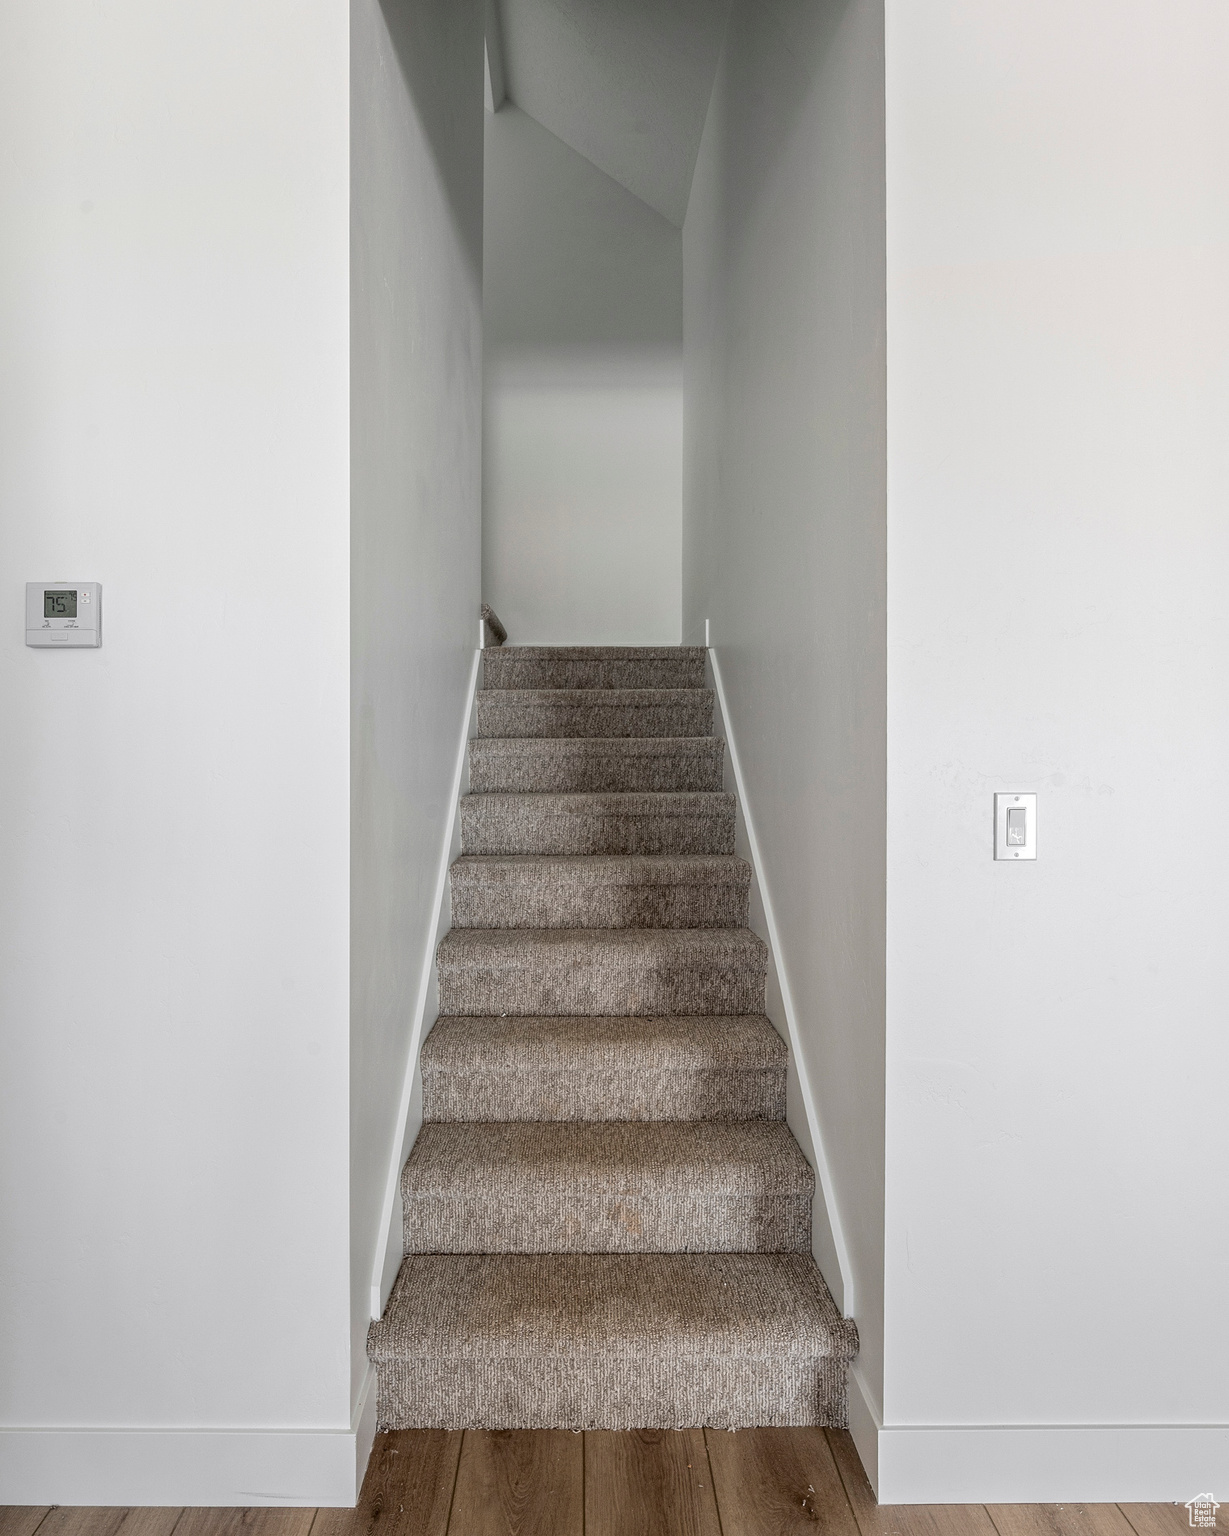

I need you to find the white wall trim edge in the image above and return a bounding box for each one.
[706,645,855,1315]
[871,1418,1229,1505]
[847,1362,883,1495]
[368,645,483,1320]
[0,1365,379,1508]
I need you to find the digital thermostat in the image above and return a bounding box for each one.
[26,582,102,647]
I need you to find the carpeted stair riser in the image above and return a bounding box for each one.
[449,855,750,930]
[421,1015,787,1122]
[468,736,726,794]
[460,791,736,856]
[437,927,768,1017]
[369,1253,858,1430]
[476,689,714,740]
[401,1121,811,1254]
[376,1357,849,1431]
[484,646,707,692]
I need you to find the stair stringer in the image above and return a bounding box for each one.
[368,637,484,1321]
[705,645,855,1318]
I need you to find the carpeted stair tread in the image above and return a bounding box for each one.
[402,1120,812,1254]
[369,1253,857,1428]
[460,790,736,856]
[476,688,714,739]
[484,646,707,692]
[437,925,768,1016]
[421,1013,787,1121]
[449,854,750,929]
[468,736,726,793]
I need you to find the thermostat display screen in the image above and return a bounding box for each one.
[44,589,77,618]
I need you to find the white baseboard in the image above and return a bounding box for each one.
[847,1364,882,1495]
[844,1362,1229,1504]
[352,1363,379,1503]
[870,1418,1229,1505]
[0,1367,380,1508]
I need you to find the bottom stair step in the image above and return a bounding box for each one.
[368,1252,858,1431]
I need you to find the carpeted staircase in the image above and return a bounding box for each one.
[367,645,857,1429]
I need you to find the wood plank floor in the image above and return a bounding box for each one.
[1,1430,1201,1536]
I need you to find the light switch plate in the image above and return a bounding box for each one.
[994,792,1037,860]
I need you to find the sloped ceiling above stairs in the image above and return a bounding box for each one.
[492,0,731,227]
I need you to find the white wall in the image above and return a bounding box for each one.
[484,104,682,645]
[493,0,731,226]
[683,0,887,1413]
[0,0,355,1505]
[350,0,483,1420]
[880,0,1229,1499]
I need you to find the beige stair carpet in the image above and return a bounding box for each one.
[401,1119,813,1254]
[421,1013,787,1122]
[459,789,738,855]
[467,734,726,793]
[369,644,857,1430]
[449,853,751,929]
[475,685,715,738]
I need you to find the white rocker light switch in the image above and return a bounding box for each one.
[995,793,1037,860]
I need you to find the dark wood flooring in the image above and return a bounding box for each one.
[1,1429,1198,1536]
